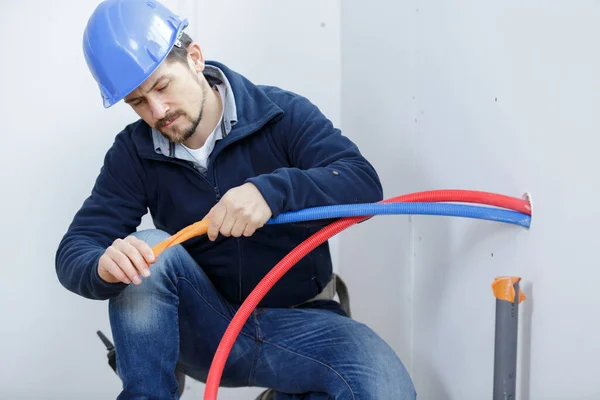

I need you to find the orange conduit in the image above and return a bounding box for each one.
[151,219,210,257]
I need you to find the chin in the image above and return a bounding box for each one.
[167,130,194,144]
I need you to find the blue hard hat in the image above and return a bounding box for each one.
[83,0,189,108]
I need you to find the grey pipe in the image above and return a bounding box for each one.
[493,279,521,400]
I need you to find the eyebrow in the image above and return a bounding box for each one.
[124,74,171,104]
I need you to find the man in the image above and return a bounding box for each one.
[56,0,416,398]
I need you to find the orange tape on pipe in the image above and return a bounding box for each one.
[492,277,526,304]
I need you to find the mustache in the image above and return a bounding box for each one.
[156,110,184,129]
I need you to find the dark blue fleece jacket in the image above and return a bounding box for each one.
[55,61,383,307]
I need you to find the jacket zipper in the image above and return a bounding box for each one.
[143,112,280,302]
[217,118,244,303]
[210,118,227,201]
[195,163,221,201]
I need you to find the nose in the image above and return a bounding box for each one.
[148,98,168,120]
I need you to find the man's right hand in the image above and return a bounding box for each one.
[98,236,156,285]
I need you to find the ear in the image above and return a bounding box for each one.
[187,42,205,73]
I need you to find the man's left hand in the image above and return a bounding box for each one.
[206,182,272,241]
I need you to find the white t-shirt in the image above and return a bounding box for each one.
[181,84,225,170]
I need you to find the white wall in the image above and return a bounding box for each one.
[9,1,596,399]
[341,1,600,400]
[0,0,340,398]
[339,0,417,377]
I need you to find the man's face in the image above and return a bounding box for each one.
[124,57,207,144]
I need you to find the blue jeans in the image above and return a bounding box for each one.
[109,229,416,399]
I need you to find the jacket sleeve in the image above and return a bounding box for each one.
[55,132,148,300]
[246,92,383,217]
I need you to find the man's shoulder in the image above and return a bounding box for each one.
[208,61,321,129]
[256,85,319,119]
[258,84,301,104]
[208,60,313,108]
[115,118,147,139]
[105,119,153,162]
[112,119,151,146]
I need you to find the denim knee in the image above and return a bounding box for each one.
[326,321,416,399]
[356,341,416,399]
[109,229,182,331]
[130,229,184,277]
[131,228,171,247]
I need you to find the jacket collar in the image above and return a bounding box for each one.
[132,60,283,160]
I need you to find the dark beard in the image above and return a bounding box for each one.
[156,83,207,144]
[157,107,203,144]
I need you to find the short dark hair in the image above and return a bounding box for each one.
[166,31,193,64]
